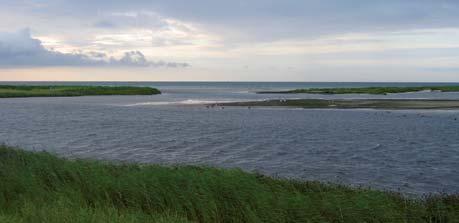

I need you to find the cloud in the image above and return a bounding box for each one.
[17,0,459,41]
[93,11,211,48]
[111,51,190,67]
[0,29,189,68]
[93,20,117,29]
[1,1,458,81]
[3,1,459,46]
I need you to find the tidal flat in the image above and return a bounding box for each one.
[215,99,459,109]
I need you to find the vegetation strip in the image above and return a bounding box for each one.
[257,86,459,95]
[0,146,457,222]
[0,85,161,98]
[215,99,459,109]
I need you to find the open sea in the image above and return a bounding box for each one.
[1,82,458,195]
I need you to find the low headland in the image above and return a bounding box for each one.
[215,99,459,110]
[0,85,161,98]
[258,86,459,95]
[0,145,457,222]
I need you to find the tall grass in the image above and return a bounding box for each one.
[0,146,457,222]
[0,85,160,98]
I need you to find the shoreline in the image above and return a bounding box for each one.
[213,99,459,110]
[257,86,459,95]
[0,85,161,98]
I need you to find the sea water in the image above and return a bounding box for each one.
[1,82,458,195]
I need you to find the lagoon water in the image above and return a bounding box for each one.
[1,82,459,195]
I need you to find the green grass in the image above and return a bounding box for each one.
[0,85,161,98]
[258,86,459,95]
[0,146,457,222]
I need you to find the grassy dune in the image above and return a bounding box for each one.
[0,146,457,223]
[258,86,459,95]
[0,85,160,98]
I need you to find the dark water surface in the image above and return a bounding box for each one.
[1,82,458,195]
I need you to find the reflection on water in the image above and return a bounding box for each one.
[0,82,458,195]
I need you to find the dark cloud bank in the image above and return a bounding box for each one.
[0,29,189,68]
[34,0,459,40]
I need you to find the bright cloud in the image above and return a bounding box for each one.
[0,29,189,67]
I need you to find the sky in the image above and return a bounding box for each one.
[1,0,459,82]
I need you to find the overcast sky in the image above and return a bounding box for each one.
[1,0,459,81]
